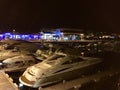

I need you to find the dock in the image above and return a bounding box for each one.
[0,71,18,90]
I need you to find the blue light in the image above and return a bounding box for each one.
[0,34,4,40]
[55,29,61,36]
[0,30,62,40]
[16,35,21,39]
[34,35,39,39]
[5,33,11,35]
[0,34,3,37]
[29,35,34,39]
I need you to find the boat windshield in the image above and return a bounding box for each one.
[28,63,51,76]
[47,54,65,61]
[44,54,65,65]
[28,66,41,76]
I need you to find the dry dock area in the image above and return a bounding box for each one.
[0,71,18,90]
[40,68,120,90]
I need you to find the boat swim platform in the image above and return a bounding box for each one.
[39,68,120,90]
[0,70,18,90]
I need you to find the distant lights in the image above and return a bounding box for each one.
[80,33,84,36]
[13,29,16,33]
[1,32,63,40]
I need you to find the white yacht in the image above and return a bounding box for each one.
[19,54,102,88]
[1,39,41,54]
[0,50,21,61]
[0,54,37,72]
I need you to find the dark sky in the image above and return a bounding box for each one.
[0,0,119,33]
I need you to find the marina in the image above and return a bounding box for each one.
[0,0,119,90]
[0,39,119,90]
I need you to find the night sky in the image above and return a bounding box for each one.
[0,0,119,33]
